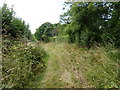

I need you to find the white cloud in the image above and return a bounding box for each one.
[5,0,66,33]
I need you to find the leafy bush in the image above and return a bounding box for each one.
[1,38,47,88]
[41,35,50,43]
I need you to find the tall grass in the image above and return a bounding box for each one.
[75,44,120,88]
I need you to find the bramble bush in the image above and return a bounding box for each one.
[1,36,47,88]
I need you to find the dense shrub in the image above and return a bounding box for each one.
[1,38,47,88]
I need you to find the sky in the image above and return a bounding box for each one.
[2,0,66,34]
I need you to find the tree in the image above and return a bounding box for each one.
[2,3,33,40]
[60,2,120,48]
[102,2,120,47]
[2,3,15,35]
[34,22,58,42]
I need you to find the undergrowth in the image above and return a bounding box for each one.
[76,44,120,88]
[1,36,47,88]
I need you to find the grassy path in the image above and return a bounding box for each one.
[37,42,90,88]
[35,42,119,88]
